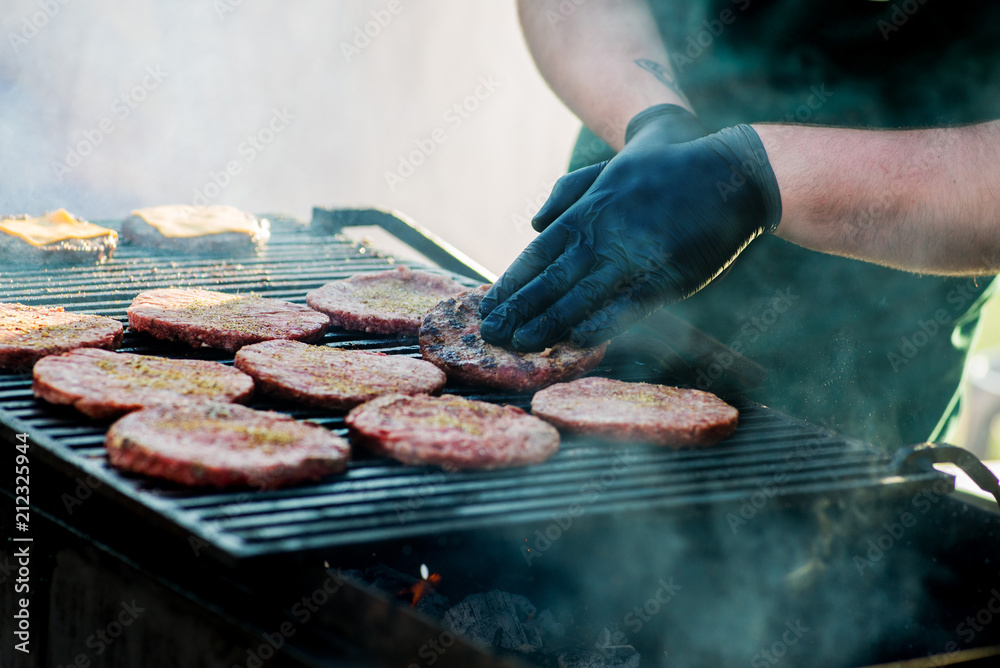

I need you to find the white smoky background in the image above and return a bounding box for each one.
[0,0,579,276]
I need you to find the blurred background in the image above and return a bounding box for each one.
[0,0,578,277]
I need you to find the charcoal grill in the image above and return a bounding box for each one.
[2,209,1000,668]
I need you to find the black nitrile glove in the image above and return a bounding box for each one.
[531,105,706,232]
[478,121,781,352]
[623,103,706,144]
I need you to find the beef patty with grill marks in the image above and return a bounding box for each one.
[127,288,328,353]
[105,402,350,489]
[347,393,560,469]
[531,377,738,447]
[419,286,606,392]
[34,348,254,419]
[306,266,467,336]
[1,302,123,371]
[234,339,445,409]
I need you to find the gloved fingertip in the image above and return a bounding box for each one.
[511,328,548,353]
[480,315,513,345]
[513,315,565,352]
[566,322,608,349]
[530,216,550,233]
[531,203,561,233]
[565,329,590,348]
[478,296,496,319]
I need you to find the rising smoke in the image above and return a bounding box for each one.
[0,0,574,275]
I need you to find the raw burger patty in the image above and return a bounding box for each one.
[33,348,254,419]
[0,302,123,371]
[306,266,466,336]
[419,286,607,392]
[346,394,559,469]
[234,339,446,409]
[128,288,328,353]
[531,377,739,447]
[105,402,350,489]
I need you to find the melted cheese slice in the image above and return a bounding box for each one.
[0,209,113,247]
[132,205,259,238]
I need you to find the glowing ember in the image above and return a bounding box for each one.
[399,563,442,607]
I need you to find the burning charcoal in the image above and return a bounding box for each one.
[563,628,641,668]
[524,608,567,642]
[443,590,543,652]
[342,564,450,618]
[556,647,641,668]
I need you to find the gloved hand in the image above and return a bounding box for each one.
[531,104,706,232]
[478,116,781,352]
[622,103,706,144]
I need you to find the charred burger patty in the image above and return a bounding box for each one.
[419,286,607,392]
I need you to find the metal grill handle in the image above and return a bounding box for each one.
[893,443,1000,509]
[311,207,496,283]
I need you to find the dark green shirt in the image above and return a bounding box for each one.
[568,0,1000,447]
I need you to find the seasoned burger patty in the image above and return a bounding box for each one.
[306,266,467,336]
[346,394,560,469]
[128,288,328,353]
[531,377,739,447]
[105,402,350,489]
[120,205,270,254]
[234,339,446,409]
[0,303,123,371]
[419,286,607,392]
[33,348,254,419]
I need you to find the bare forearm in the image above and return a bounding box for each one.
[754,122,1000,275]
[518,0,691,150]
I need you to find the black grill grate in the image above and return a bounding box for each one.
[0,214,949,562]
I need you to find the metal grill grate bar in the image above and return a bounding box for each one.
[0,214,946,562]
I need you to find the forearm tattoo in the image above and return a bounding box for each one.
[634,58,692,108]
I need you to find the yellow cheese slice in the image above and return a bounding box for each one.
[0,209,114,247]
[132,205,259,238]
